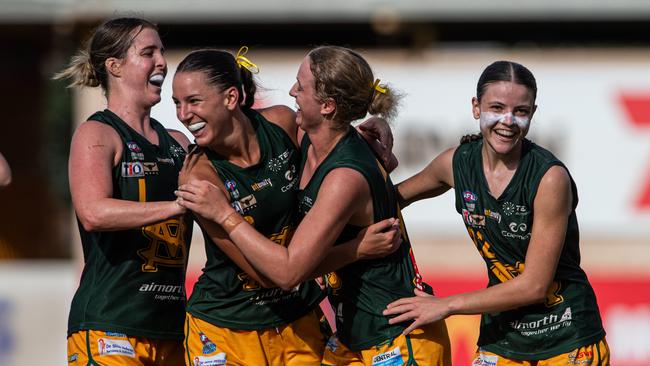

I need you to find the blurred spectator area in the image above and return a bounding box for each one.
[1,1,650,259]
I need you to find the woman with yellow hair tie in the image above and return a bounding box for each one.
[172,47,401,365]
[176,46,451,366]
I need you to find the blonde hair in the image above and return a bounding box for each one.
[53,17,157,91]
[308,46,401,129]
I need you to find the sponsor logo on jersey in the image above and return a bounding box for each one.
[501,221,531,240]
[192,353,226,366]
[462,209,485,227]
[121,162,144,177]
[267,149,291,172]
[472,353,498,366]
[97,338,135,358]
[224,180,240,200]
[371,346,403,366]
[300,196,314,211]
[157,157,175,165]
[139,218,188,272]
[509,307,573,337]
[142,162,158,174]
[248,285,301,305]
[169,145,185,159]
[463,190,478,203]
[509,222,527,232]
[502,201,530,216]
[284,164,296,181]
[236,194,258,213]
[126,141,141,152]
[139,282,183,294]
[251,178,272,191]
[484,209,502,223]
[199,332,217,354]
[130,152,145,161]
[281,179,296,193]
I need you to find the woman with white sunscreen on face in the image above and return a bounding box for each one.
[479,111,530,130]
[383,60,609,365]
[172,48,401,366]
[55,17,192,366]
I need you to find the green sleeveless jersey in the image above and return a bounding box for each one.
[68,109,192,340]
[452,138,605,360]
[298,127,429,351]
[187,110,324,330]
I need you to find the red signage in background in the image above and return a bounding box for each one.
[618,92,650,210]
[184,270,650,365]
[425,272,650,366]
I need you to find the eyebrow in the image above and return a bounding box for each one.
[140,45,159,52]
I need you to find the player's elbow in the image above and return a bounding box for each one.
[276,274,303,292]
[76,206,106,232]
[524,282,550,305]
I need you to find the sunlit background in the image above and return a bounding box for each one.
[0,1,649,365]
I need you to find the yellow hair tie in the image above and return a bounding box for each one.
[372,78,387,94]
[235,46,260,74]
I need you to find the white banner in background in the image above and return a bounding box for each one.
[0,262,75,365]
[76,49,650,236]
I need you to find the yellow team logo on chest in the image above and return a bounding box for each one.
[139,218,188,272]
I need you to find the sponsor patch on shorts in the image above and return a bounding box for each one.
[325,335,338,353]
[104,332,126,337]
[192,352,226,366]
[371,346,404,366]
[97,338,135,357]
[472,353,498,366]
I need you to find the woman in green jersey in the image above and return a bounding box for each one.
[56,18,192,366]
[176,45,451,366]
[383,61,609,365]
[171,48,402,365]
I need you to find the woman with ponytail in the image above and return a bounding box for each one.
[383,61,609,365]
[171,47,402,365]
[56,18,191,366]
[175,46,451,365]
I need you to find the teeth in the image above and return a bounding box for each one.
[149,74,164,86]
[187,122,206,133]
[495,129,515,137]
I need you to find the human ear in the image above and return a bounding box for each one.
[471,97,481,120]
[223,86,240,110]
[105,58,121,77]
[321,98,336,116]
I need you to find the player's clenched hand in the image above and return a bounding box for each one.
[356,218,402,260]
[358,117,397,171]
[176,180,230,223]
[178,149,201,186]
[383,288,451,335]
